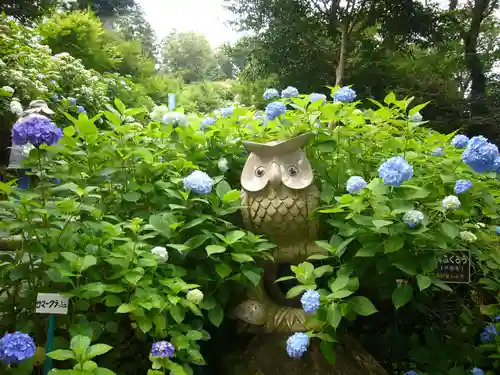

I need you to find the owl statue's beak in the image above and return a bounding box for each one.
[268,162,281,188]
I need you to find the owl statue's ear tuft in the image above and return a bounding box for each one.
[243,132,312,157]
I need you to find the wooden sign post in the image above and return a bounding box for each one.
[435,250,471,283]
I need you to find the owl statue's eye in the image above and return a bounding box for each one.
[255,166,265,177]
[287,166,298,176]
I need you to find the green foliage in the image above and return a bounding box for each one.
[178,81,234,113]
[162,32,216,83]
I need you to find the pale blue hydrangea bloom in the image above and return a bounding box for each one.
[442,195,461,211]
[52,94,59,102]
[162,112,188,127]
[281,86,299,98]
[404,371,419,375]
[333,86,356,102]
[471,368,484,375]
[310,93,326,103]
[263,88,279,100]
[346,176,367,193]
[265,101,286,120]
[493,157,500,173]
[300,290,320,313]
[408,112,423,122]
[378,156,413,187]
[286,332,309,359]
[403,210,424,228]
[451,134,469,149]
[183,170,213,195]
[462,136,499,173]
[77,105,87,114]
[454,179,472,194]
[68,97,77,105]
[220,106,235,117]
[431,147,444,156]
[496,226,500,235]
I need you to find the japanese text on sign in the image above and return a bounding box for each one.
[35,293,69,315]
[436,251,470,283]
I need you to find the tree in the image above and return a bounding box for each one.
[74,0,135,18]
[112,4,156,57]
[0,0,58,23]
[161,32,215,83]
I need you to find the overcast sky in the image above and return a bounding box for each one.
[135,0,466,47]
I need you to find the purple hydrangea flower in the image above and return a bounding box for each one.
[480,324,498,343]
[151,341,175,358]
[333,86,356,103]
[300,290,320,313]
[378,156,414,186]
[200,117,215,130]
[310,93,326,103]
[281,86,299,98]
[451,135,469,149]
[68,97,77,105]
[263,88,279,100]
[11,114,62,146]
[265,101,286,120]
[286,332,309,359]
[403,210,424,228]
[346,176,367,193]
[454,179,472,194]
[77,105,87,114]
[404,371,419,375]
[462,136,499,173]
[183,170,213,195]
[0,332,36,364]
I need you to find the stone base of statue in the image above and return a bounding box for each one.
[226,332,388,375]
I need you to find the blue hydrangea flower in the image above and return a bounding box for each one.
[404,371,419,375]
[52,94,59,102]
[220,106,235,117]
[408,112,423,122]
[77,105,87,114]
[451,134,469,149]
[49,80,56,86]
[200,117,215,130]
[151,341,175,358]
[263,88,279,100]
[442,195,461,211]
[403,210,424,228]
[0,332,36,364]
[265,101,286,120]
[462,136,499,173]
[310,93,326,103]
[471,368,484,375]
[480,324,497,344]
[11,114,62,146]
[333,86,356,103]
[183,170,213,195]
[431,147,444,156]
[346,176,367,193]
[37,73,45,80]
[454,179,472,194]
[378,156,414,187]
[162,112,188,127]
[496,226,500,235]
[68,97,77,105]
[286,332,309,359]
[281,86,299,98]
[492,157,500,173]
[300,290,320,313]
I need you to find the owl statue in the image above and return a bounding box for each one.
[233,133,326,332]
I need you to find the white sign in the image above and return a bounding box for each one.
[36,293,70,315]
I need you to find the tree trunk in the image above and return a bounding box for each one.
[449,0,458,10]
[464,0,488,101]
[335,24,347,86]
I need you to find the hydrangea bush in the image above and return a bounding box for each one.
[0,85,499,375]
